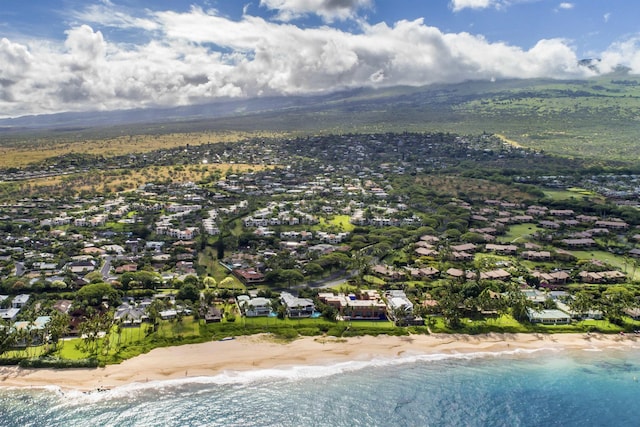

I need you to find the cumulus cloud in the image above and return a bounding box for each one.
[259,0,372,22]
[1,5,637,118]
[450,0,539,12]
[0,38,33,102]
[598,38,640,74]
[450,0,498,12]
[557,3,574,11]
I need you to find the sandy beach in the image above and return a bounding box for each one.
[0,332,638,392]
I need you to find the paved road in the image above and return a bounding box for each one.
[294,269,356,290]
[14,261,25,277]
[101,255,113,279]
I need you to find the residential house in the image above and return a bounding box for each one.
[446,268,465,279]
[0,308,20,322]
[234,269,266,284]
[12,294,30,309]
[485,244,518,255]
[526,308,571,324]
[67,260,96,275]
[204,307,222,323]
[578,270,626,284]
[451,243,477,253]
[415,247,438,257]
[561,238,596,248]
[52,300,73,314]
[114,303,148,326]
[318,291,387,320]
[595,220,628,230]
[280,292,315,317]
[406,266,440,279]
[371,264,405,281]
[556,301,603,320]
[533,271,571,285]
[521,251,552,261]
[239,296,272,317]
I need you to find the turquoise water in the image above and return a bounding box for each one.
[2,347,640,426]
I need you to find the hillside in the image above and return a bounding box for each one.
[1,73,639,164]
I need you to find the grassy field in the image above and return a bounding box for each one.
[430,313,635,334]
[416,175,537,202]
[0,130,285,169]
[5,163,270,197]
[499,223,541,243]
[315,215,356,232]
[543,188,603,202]
[197,250,246,290]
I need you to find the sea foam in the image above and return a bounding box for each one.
[55,346,562,404]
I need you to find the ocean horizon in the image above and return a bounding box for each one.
[2,346,640,427]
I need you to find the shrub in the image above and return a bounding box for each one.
[273,328,298,340]
[19,357,99,369]
[297,327,321,336]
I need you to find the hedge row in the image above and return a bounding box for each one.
[18,357,100,369]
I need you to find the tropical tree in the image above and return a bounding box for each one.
[177,283,200,303]
[600,285,635,325]
[435,281,465,328]
[303,262,323,278]
[506,284,535,322]
[476,287,507,319]
[351,251,371,286]
[568,291,596,319]
[218,276,236,290]
[203,276,217,289]
[147,299,164,332]
[280,269,305,289]
[0,319,16,357]
[391,305,413,326]
[76,282,120,306]
[48,312,70,353]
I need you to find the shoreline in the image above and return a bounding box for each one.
[0,332,638,392]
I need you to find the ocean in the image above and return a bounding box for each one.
[2,347,640,427]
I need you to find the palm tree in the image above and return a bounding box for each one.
[601,285,635,325]
[476,287,506,320]
[0,319,15,358]
[391,305,412,326]
[48,312,70,353]
[351,250,371,287]
[115,319,123,348]
[26,319,36,357]
[569,291,596,319]
[506,284,535,322]
[631,258,639,281]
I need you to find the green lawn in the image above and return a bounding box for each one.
[315,215,355,232]
[543,189,581,201]
[363,274,385,286]
[570,250,640,281]
[500,223,541,243]
[197,250,246,290]
[430,314,531,334]
[428,314,635,334]
[543,188,604,202]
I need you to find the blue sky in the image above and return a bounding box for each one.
[1,0,639,117]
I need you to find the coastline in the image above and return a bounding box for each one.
[0,332,638,392]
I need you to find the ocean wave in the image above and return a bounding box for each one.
[52,346,564,404]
